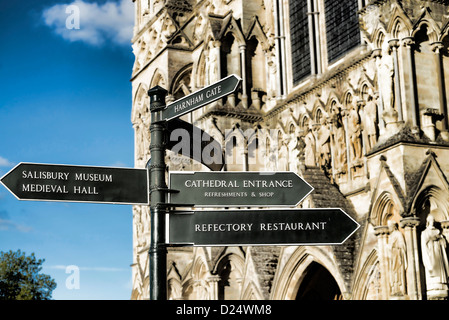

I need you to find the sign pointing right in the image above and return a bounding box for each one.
[167,208,360,246]
[169,171,313,207]
[162,74,241,122]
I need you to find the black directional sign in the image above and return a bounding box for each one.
[0,162,149,205]
[168,171,313,207]
[167,119,224,172]
[162,74,241,122]
[167,208,360,246]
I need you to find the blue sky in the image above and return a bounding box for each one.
[0,0,137,299]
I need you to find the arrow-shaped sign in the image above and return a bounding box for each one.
[167,208,360,246]
[162,74,241,122]
[168,171,313,207]
[0,162,149,205]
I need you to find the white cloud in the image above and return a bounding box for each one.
[0,156,13,167]
[108,161,129,167]
[0,218,33,233]
[42,0,134,47]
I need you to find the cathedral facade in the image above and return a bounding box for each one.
[130,0,449,300]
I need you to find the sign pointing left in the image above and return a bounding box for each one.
[0,162,149,205]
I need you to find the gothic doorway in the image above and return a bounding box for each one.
[295,262,342,300]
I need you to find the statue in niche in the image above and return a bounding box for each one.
[330,105,347,173]
[317,117,331,170]
[363,94,379,151]
[263,137,276,171]
[135,116,145,160]
[303,127,316,167]
[133,206,146,247]
[421,214,449,298]
[208,44,219,84]
[378,49,395,111]
[277,139,289,171]
[267,52,278,99]
[133,205,150,248]
[288,133,301,171]
[348,102,363,161]
[387,221,407,297]
[135,94,150,160]
[196,279,211,300]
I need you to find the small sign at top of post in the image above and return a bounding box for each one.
[162,74,241,122]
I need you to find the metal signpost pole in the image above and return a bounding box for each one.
[148,86,168,300]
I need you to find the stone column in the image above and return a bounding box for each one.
[431,42,449,141]
[243,136,249,171]
[307,0,317,76]
[372,48,385,134]
[402,37,419,134]
[400,217,422,300]
[357,99,368,176]
[239,44,248,108]
[342,108,352,184]
[211,40,221,84]
[207,275,221,300]
[374,225,390,299]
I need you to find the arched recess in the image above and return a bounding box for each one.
[413,23,440,120]
[441,32,449,115]
[213,252,245,300]
[132,83,150,162]
[150,69,167,89]
[221,33,241,78]
[295,262,342,300]
[225,125,247,171]
[132,83,149,124]
[352,249,382,300]
[270,247,346,300]
[387,7,413,39]
[246,35,267,109]
[411,185,449,299]
[412,186,449,228]
[371,28,386,50]
[170,64,193,101]
[194,50,207,88]
[182,254,211,300]
[370,191,402,227]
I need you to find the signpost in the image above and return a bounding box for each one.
[0,75,361,301]
[0,162,149,205]
[169,171,313,207]
[146,76,242,300]
[161,74,241,122]
[167,208,360,246]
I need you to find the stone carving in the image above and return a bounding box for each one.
[348,102,363,162]
[331,104,347,173]
[387,221,407,297]
[378,49,395,112]
[421,214,449,299]
[277,139,289,171]
[288,132,301,171]
[304,127,316,167]
[363,94,379,151]
[317,118,331,170]
[133,206,150,248]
